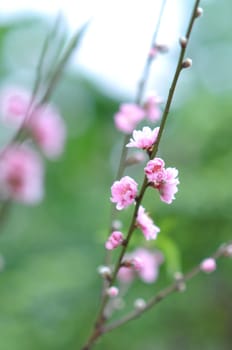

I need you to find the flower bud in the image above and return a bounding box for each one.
[97,265,111,277]
[179,36,188,49]
[107,286,119,297]
[196,7,203,18]
[182,58,192,69]
[105,231,124,250]
[134,298,146,310]
[200,258,216,273]
[112,219,122,231]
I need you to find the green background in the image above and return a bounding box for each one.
[0,1,231,349]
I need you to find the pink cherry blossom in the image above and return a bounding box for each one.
[200,258,216,273]
[143,93,162,122]
[28,105,66,159]
[114,103,145,134]
[156,167,179,204]
[111,176,138,210]
[0,86,31,126]
[0,144,44,204]
[145,158,180,204]
[136,205,160,240]
[126,126,159,150]
[144,157,166,183]
[118,248,163,284]
[105,231,124,250]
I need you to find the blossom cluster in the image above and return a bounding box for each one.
[106,91,180,293]
[145,158,179,204]
[0,86,66,204]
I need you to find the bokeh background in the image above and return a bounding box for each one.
[0,0,231,349]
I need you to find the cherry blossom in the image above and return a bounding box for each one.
[136,206,160,240]
[114,103,145,134]
[111,176,138,210]
[156,167,179,204]
[144,158,180,204]
[144,157,166,183]
[126,126,159,150]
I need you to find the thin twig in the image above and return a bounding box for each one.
[135,0,167,105]
[39,20,89,105]
[151,0,201,158]
[33,12,63,101]
[103,241,231,334]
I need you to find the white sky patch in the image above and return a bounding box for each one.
[0,0,184,98]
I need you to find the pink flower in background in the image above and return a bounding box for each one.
[0,87,30,126]
[131,256,144,271]
[105,231,124,250]
[156,167,179,204]
[118,248,163,284]
[144,157,166,183]
[0,87,66,160]
[111,176,138,210]
[134,248,163,283]
[143,93,162,122]
[0,145,44,204]
[126,126,159,150]
[117,265,134,284]
[114,103,145,134]
[28,105,66,159]
[136,205,160,240]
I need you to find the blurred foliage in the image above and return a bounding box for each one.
[0,1,231,349]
